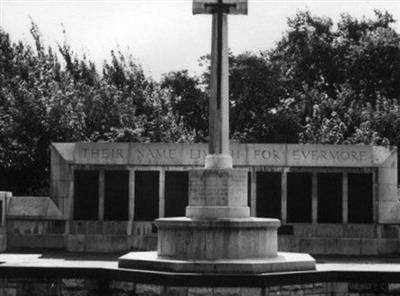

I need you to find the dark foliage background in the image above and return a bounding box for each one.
[1,10,400,195]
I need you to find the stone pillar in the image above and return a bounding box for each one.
[205,13,232,170]
[281,170,287,224]
[128,169,135,235]
[312,172,318,223]
[250,169,257,217]
[98,169,105,221]
[342,172,348,224]
[159,169,166,218]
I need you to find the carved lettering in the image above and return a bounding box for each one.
[116,149,124,159]
[320,150,327,160]
[91,149,100,158]
[292,149,369,163]
[359,151,367,161]
[273,150,280,160]
[79,148,125,161]
[293,150,300,160]
[231,149,241,159]
[81,148,88,158]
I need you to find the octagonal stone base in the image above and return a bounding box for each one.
[156,217,280,260]
[118,251,316,274]
[118,217,316,273]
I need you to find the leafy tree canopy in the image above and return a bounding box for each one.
[1,10,400,194]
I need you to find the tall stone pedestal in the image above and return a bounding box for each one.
[119,167,316,273]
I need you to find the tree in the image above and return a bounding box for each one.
[161,70,208,141]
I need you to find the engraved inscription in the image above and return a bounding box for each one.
[254,149,281,161]
[73,143,374,167]
[288,145,372,166]
[190,149,207,160]
[80,148,124,161]
[135,148,178,163]
[188,171,247,206]
[291,149,369,162]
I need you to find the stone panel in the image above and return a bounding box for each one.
[298,238,361,255]
[292,224,315,237]
[360,238,378,255]
[188,169,247,207]
[164,286,188,296]
[214,287,241,296]
[378,184,398,201]
[7,234,47,249]
[188,287,213,296]
[84,235,130,252]
[278,236,300,252]
[52,164,72,182]
[136,284,162,296]
[60,142,381,167]
[379,201,400,223]
[342,224,376,238]
[52,143,75,162]
[341,238,362,255]
[240,288,261,296]
[378,239,399,254]
[379,167,398,184]
[67,234,85,252]
[314,225,343,238]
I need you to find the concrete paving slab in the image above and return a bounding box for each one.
[0,252,399,273]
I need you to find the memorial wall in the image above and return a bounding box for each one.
[48,142,400,254]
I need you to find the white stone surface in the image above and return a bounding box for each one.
[7,196,64,220]
[118,251,316,273]
[185,206,250,218]
[156,217,280,260]
[205,154,233,169]
[379,201,400,223]
[53,142,389,167]
[188,169,248,208]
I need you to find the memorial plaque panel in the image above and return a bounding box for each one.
[348,173,373,223]
[256,172,281,218]
[165,171,189,217]
[318,173,342,223]
[74,170,99,220]
[287,172,312,223]
[189,170,247,207]
[69,143,377,167]
[134,171,159,221]
[104,170,129,221]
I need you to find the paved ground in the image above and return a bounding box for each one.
[0,252,400,272]
[315,255,400,272]
[0,252,119,269]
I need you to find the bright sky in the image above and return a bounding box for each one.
[1,0,400,80]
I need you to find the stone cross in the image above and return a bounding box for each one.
[193,0,247,169]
